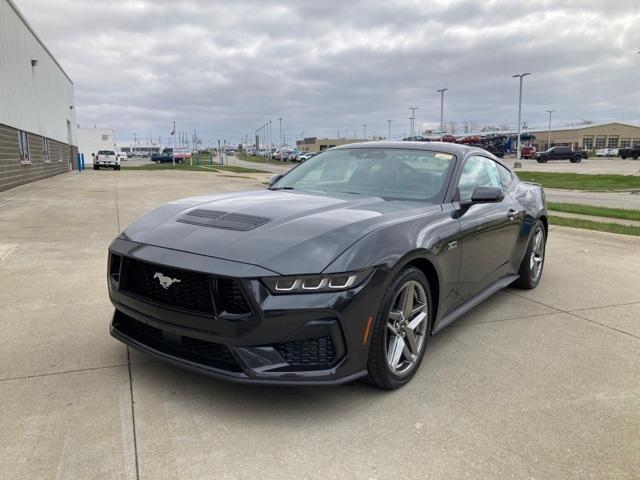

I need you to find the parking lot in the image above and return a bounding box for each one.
[1,169,639,479]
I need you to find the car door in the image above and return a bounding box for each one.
[454,155,523,300]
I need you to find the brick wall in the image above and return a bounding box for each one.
[0,123,72,192]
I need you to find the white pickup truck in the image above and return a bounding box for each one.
[93,150,121,170]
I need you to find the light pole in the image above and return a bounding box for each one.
[408,107,418,138]
[436,89,448,141]
[278,118,283,146]
[268,120,272,151]
[362,124,367,139]
[512,73,531,168]
[387,120,392,140]
[546,110,555,149]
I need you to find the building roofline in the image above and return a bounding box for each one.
[4,0,73,84]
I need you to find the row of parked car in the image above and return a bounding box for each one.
[245,147,319,162]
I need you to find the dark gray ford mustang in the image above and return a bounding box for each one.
[108,142,547,389]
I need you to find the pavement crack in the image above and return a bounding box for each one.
[505,290,639,340]
[0,363,129,383]
[127,346,141,480]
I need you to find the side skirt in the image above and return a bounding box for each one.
[431,274,519,334]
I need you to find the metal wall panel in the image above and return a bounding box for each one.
[0,0,77,145]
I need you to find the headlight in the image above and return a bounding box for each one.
[262,269,372,294]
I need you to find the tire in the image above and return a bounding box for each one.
[367,267,433,389]
[537,157,548,163]
[115,165,120,171]
[513,221,546,289]
[633,155,639,160]
[570,155,582,163]
[93,165,98,170]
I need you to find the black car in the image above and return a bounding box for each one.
[618,146,640,160]
[108,142,547,389]
[534,146,588,163]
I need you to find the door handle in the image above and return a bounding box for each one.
[507,209,518,221]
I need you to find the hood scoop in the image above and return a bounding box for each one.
[177,209,271,231]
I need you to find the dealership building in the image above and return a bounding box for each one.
[0,0,77,192]
[296,137,366,152]
[524,122,640,151]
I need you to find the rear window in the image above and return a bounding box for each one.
[98,150,115,155]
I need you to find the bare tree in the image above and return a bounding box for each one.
[447,121,457,134]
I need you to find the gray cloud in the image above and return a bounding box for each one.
[15,0,640,145]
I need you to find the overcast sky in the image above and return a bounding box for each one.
[16,0,640,146]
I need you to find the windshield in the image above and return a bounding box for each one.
[272,148,456,202]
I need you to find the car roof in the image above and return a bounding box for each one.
[333,141,501,158]
[330,140,514,171]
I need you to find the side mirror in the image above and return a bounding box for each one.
[470,186,504,203]
[268,174,283,186]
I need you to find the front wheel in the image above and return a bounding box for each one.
[367,267,432,389]
[513,221,546,289]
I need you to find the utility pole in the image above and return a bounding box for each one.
[512,73,531,168]
[408,107,418,138]
[268,120,272,151]
[362,124,367,139]
[278,118,283,147]
[546,110,555,149]
[387,120,392,140]
[436,89,448,141]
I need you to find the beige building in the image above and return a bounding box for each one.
[525,122,640,151]
[296,137,367,152]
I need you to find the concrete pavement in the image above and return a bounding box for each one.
[1,170,639,479]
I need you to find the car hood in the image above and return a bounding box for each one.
[121,190,442,275]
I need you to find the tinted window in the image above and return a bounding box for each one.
[273,148,456,202]
[497,163,513,188]
[98,150,115,155]
[457,155,502,202]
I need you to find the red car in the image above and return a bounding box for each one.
[521,146,536,159]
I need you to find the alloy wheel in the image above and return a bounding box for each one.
[384,280,429,376]
[529,226,545,282]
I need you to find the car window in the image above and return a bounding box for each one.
[497,163,513,188]
[457,155,502,202]
[273,148,456,202]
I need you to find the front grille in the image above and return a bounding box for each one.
[273,336,336,369]
[123,259,214,314]
[113,312,241,371]
[119,258,252,317]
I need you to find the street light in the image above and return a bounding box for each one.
[278,118,283,147]
[408,107,418,138]
[512,73,531,168]
[362,124,367,139]
[436,89,448,141]
[387,120,393,140]
[546,110,555,149]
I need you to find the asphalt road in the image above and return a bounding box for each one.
[1,169,638,479]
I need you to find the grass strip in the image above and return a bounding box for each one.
[547,202,640,221]
[517,171,640,191]
[549,216,640,236]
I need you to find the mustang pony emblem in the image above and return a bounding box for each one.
[154,272,181,290]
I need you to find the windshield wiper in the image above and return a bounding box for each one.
[270,186,295,191]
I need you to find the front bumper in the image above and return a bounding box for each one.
[108,238,387,385]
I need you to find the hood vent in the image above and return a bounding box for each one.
[177,209,270,231]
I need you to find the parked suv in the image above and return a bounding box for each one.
[534,146,587,163]
[93,150,120,170]
[618,146,640,160]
